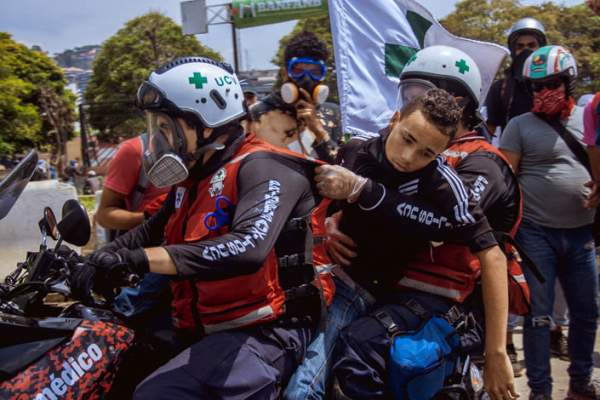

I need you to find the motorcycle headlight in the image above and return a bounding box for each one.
[469,363,485,394]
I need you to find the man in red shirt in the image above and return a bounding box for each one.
[97,135,170,231]
[96,134,171,318]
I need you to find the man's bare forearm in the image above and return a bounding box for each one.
[96,206,144,230]
[477,245,509,355]
[145,247,177,275]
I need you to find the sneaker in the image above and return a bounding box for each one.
[567,379,600,399]
[529,393,552,400]
[550,328,570,361]
[507,343,524,377]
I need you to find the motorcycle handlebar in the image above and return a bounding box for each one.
[120,272,140,288]
[1,246,142,307]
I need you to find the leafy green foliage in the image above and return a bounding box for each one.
[0,74,41,155]
[0,32,74,155]
[441,0,600,96]
[85,12,222,140]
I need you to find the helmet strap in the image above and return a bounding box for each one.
[186,120,242,164]
[183,142,227,163]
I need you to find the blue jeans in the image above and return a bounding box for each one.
[114,273,171,317]
[283,275,372,400]
[517,219,598,394]
[552,281,569,327]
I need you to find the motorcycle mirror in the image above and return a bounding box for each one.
[0,150,38,220]
[56,199,90,246]
[38,207,59,241]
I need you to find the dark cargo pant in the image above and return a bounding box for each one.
[134,322,315,400]
[332,291,454,400]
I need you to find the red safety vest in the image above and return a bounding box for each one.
[165,134,335,334]
[397,134,531,315]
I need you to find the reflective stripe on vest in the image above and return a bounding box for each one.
[316,263,336,274]
[204,305,275,335]
[401,134,528,311]
[397,277,463,302]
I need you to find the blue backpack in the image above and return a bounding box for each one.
[387,314,461,399]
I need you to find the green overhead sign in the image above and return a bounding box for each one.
[231,0,327,29]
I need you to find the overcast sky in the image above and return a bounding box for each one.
[0,0,585,70]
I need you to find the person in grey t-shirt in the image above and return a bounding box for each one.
[499,46,599,399]
[501,107,594,228]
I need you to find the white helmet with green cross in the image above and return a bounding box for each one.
[138,56,246,128]
[399,45,483,107]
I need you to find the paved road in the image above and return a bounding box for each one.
[512,328,600,398]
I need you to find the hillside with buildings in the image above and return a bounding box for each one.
[54,45,100,104]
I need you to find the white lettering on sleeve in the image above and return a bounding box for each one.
[201,180,281,261]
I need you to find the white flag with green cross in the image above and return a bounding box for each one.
[329,0,509,136]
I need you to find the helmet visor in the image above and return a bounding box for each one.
[142,112,190,188]
[143,112,186,170]
[396,79,438,109]
[136,81,180,113]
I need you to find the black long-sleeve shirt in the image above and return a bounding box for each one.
[453,151,519,234]
[109,139,319,281]
[337,132,501,291]
[485,76,532,131]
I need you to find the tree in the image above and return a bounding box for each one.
[38,86,76,174]
[0,33,75,156]
[441,0,600,96]
[85,12,222,140]
[271,14,339,103]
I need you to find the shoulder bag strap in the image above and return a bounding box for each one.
[129,133,150,211]
[539,115,591,175]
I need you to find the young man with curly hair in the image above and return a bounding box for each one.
[249,31,339,162]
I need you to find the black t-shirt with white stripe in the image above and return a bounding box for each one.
[338,132,496,291]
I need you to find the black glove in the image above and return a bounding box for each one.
[71,248,149,304]
[89,247,150,278]
[70,262,96,305]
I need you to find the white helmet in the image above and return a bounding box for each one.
[138,57,245,128]
[399,45,483,108]
[136,57,246,188]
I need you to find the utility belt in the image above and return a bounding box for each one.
[375,299,484,400]
[276,216,327,326]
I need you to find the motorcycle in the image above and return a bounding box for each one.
[0,151,144,400]
[0,151,489,400]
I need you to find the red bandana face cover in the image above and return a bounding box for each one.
[532,87,574,119]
